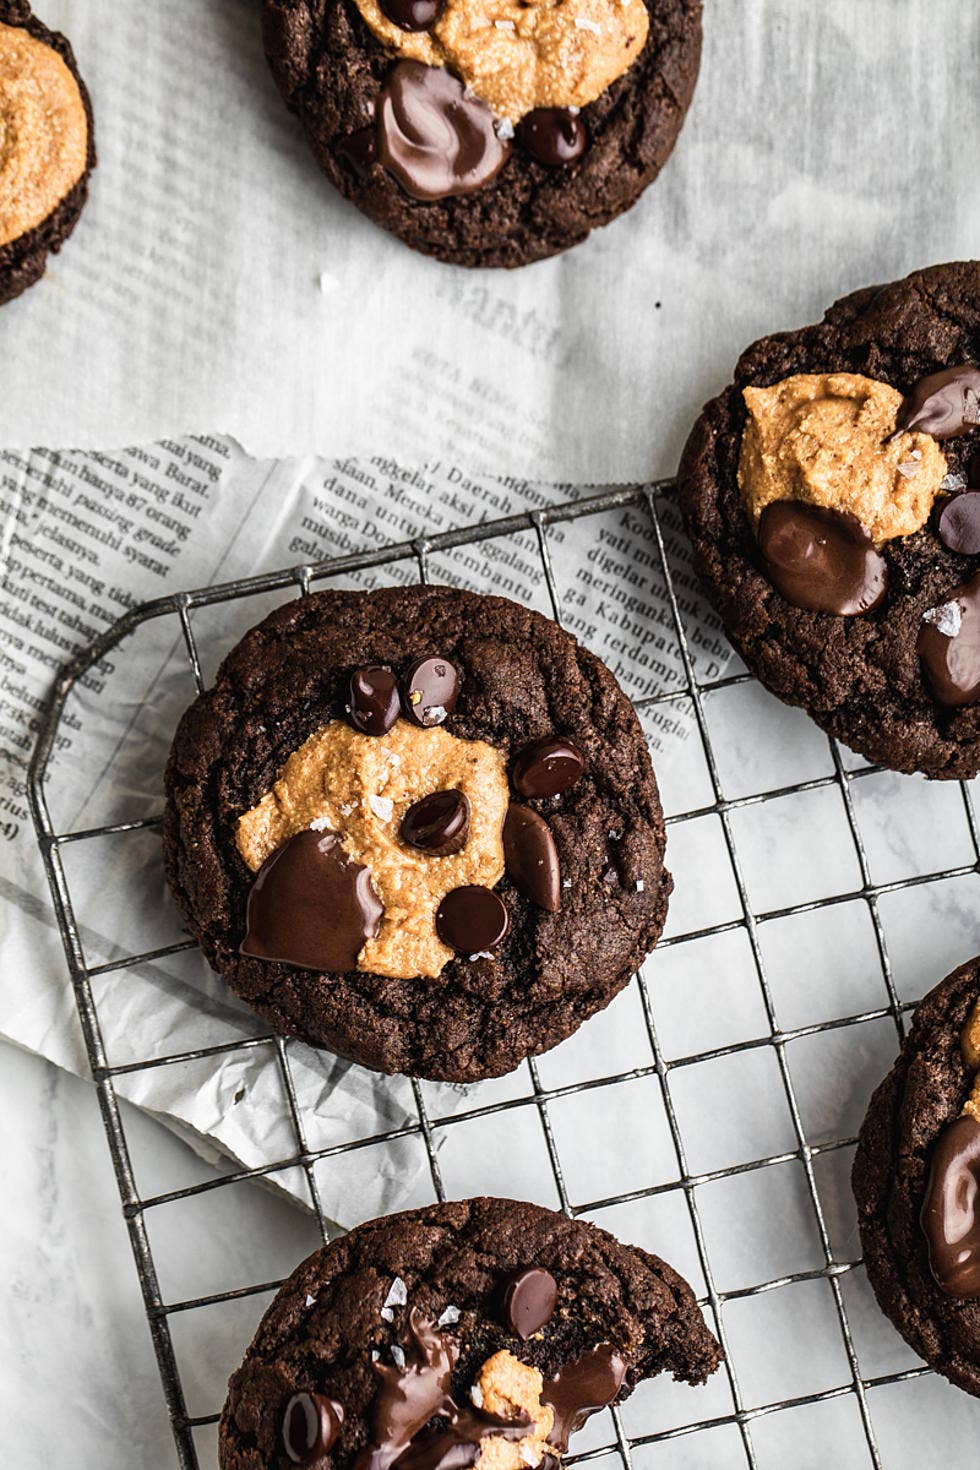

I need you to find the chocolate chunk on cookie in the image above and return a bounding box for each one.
[259,0,701,268]
[853,960,980,1395]
[163,585,671,1081]
[218,1197,722,1470]
[0,1,96,306]
[678,261,980,778]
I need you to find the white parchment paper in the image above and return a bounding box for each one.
[1,1,979,478]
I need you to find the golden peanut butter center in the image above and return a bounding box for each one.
[473,1351,555,1470]
[738,373,949,544]
[236,719,509,980]
[0,22,88,249]
[962,997,980,1123]
[353,0,649,121]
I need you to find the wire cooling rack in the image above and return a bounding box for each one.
[28,481,978,1470]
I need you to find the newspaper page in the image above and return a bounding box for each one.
[0,439,728,1224]
[2,1,977,478]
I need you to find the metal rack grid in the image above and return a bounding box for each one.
[27,480,972,1470]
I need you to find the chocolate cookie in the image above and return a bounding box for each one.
[218,1196,722,1470]
[853,960,980,1395]
[678,262,980,778]
[163,585,671,1081]
[260,0,701,268]
[0,1,96,306]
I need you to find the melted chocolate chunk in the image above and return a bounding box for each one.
[435,885,510,953]
[357,1311,456,1470]
[282,1392,345,1466]
[896,365,980,439]
[938,491,980,555]
[519,109,588,166]
[350,665,401,735]
[503,804,560,912]
[502,1268,558,1340]
[356,1311,530,1470]
[402,655,460,727]
[757,501,887,616]
[401,790,470,855]
[542,1344,627,1448]
[512,737,585,799]
[241,829,383,972]
[379,0,445,29]
[338,124,379,177]
[377,62,510,202]
[921,1112,980,1298]
[918,571,980,707]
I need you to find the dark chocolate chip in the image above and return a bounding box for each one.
[338,124,379,177]
[512,737,585,799]
[938,491,980,555]
[401,790,470,855]
[757,501,887,617]
[282,1392,345,1465]
[920,1113,980,1299]
[896,365,980,439]
[435,885,509,954]
[502,1267,558,1340]
[241,829,383,972]
[519,108,588,166]
[379,0,445,29]
[402,655,460,727]
[350,665,400,735]
[918,571,980,707]
[377,61,510,202]
[542,1344,627,1449]
[503,803,560,912]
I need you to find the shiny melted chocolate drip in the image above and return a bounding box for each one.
[918,571,980,708]
[896,365,980,439]
[240,829,383,971]
[542,1344,627,1448]
[377,61,511,202]
[357,1311,530,1470]
[757,500,887,617]
[920,1112,980,1298]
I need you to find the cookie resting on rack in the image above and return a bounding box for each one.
[854,959,980,1395]
[218,1197,722,1470]
[163,584,671,1081]
[678,261,980,778]
[0,0,96,305]
[260,0,701,267]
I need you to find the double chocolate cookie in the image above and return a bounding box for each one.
[260,0,701,267]
[218,1197,722,1470]
[678,262,980,778]
[163,585,671,1081]
[0,1,95,306]
[853,960,980,1395]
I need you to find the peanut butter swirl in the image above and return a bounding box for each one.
[0,21,88,248]
[353,0,649,122]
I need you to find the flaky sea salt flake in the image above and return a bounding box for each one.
[496,117,515,140]
[469,950,494,961]
[575,15,601,31]
[427,705,448,724]
[494,17,516,28]
[369,794,394,822]
[437,1305,460,1327]
[923,600,963,639]
[305,1294,317,1308]
[390,1344,406,1369]
[470,1384,485,1409]
[635,879,645,892]
[941,472,968,492]
[309,816,332,832]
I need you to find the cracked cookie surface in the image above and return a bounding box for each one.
[259,0,700,267]
[853,960,980,1395]
[678,262,980,778]
[163,584,671,1081]
[218,1197,722,1470]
